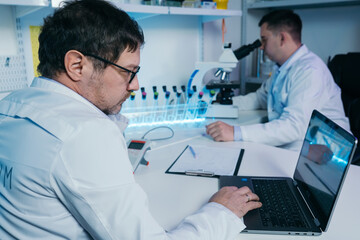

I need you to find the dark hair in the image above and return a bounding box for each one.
[258,10,302,44]
[38,0,144,78]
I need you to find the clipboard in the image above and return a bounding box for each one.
[165,145,245,178]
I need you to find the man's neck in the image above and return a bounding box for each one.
[278,42,302,66]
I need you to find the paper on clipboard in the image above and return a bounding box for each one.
[166,145,244,177]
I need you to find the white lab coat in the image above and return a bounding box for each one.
[233,45,350,150]
[0,77,244,240]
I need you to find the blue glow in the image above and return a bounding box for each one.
[122,101,209,129]
[128,118,205,128]
[331,155,348,165]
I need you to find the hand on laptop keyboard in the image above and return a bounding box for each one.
[209,186,262,218]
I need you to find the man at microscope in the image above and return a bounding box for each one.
[206,9,350,151]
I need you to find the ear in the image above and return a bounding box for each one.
[64,50,86,82]
[280,31,293,47]
[279,32,286,46]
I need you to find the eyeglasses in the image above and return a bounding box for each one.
[84,53,140,84]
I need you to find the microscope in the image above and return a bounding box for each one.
[186,39,262,118]
[189,39,262,106]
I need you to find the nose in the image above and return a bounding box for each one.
[260,41,265,50]
[128,75,139,91]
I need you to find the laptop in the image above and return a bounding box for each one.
[219,110,358,236]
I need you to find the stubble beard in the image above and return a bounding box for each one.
[104,91,131,115]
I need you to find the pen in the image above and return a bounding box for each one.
[188,145,197,159]
[185,170,214,177]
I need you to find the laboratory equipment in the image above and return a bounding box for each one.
[189,42,238,96]
[189,41,261,104]
[207,39,262,105]
[127,139,151,173]
[187,40,261,117]
[120,41,261,127]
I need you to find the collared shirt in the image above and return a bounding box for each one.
[233,45,350,150]
[0,77,245,239]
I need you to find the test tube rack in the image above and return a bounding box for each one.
[121,101,208,128]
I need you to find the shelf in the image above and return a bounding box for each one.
[0,0,49,18]
[247,0,360,10]
[169,7,241,22]
[51,1,241,21]
[6,0,241,20]
[0,0,49,6]
[117,3,169,20]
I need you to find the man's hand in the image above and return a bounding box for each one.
[307,144,333,164]
[210,186,262,218]
[206,121,234,142]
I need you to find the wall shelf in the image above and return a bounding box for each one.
[247,0,360,10]
[6,0,241,21]
[169,7,241,22]
[0,0,49,6]
[49,1,241,21]
[0,0,49,18]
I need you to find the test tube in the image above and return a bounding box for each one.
[175,91,182,121]
[184,90,193,120]
[195,91,205,119]
[165,91,170,106]
[181,85,186,103]
[163,91,170,121]
[153,91,159,122]
[162,85,169,107]
[152,86,158,107]
[127,92,137,124]
[140,87,147,123]
[141,91,147,105]
[129,91,136,108]
[192,85,197,93]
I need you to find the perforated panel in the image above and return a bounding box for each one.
[0,18,27,93]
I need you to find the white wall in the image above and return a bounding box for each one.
[299,6,360,62]
[244,5,360,77]
[137,15,200,96]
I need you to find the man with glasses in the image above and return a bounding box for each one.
[206,10,349,151]
[0,0,261,239]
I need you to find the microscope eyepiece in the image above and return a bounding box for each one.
[233,39,262,60]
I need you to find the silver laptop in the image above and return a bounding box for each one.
[220,110,357,236]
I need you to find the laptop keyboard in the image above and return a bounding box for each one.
[253,179,308,228]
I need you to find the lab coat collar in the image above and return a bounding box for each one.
[277,44,308,74]
[32,77,105,116]
[32,77,129,132]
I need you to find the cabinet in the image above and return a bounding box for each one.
[240,0,360,94]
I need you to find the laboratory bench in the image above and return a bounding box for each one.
[124,110,360,240]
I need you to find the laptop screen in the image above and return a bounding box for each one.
[293,110,356,231]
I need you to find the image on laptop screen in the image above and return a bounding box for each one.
[294,111,355,231]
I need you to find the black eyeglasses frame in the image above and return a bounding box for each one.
[84,53,140,84]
